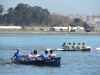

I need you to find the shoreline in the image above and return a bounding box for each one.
[0,30,100,34]
[0,29,100,34]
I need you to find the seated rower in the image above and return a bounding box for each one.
[77,43,82,50]
[62,42,67,49]
[27,54,33,58]
[82,43,87,49]
[41,50,49,59]
[25,50,40,61]
[22,54,33,62]
[67,43,72,50]
[49,50,56,58]
[32,50,40,60]
[12,49,22,61]
[72,43,77,49]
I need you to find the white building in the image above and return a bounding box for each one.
[53,26,84,32]
[0,26,22,29]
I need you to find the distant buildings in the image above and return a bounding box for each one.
[0,26,22,29]
[53,26,84,32]
[25,26,85,32]
[0,26,85,32]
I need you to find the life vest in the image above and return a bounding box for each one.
[41,54,49,59]
[68,45,72,49]
[51,56,55,58]
[72,45,76,49]
[83,45,87,49]
[43,54,49,59]
[27,57,33,62]
[77,45,82,49]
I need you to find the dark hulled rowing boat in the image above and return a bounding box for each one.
[12,57,61,67]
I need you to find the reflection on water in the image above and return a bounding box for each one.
[0,34,100,75]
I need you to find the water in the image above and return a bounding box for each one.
[0,34,100,75]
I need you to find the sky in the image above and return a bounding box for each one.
[0,0,100,16]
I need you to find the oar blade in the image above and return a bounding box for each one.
[96,48,100,50]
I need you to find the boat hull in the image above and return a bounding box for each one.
[57,48,90,52]
[12,57,61,67]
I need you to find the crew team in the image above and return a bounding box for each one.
[12,49,56,62]
[62,42,87,50]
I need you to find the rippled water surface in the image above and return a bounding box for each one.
[0,34,100,75]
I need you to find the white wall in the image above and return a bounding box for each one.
[53,26,84,32]
[0,26,22,29]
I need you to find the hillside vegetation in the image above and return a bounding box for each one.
[0,4,93,30]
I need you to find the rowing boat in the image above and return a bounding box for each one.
[57,48,90,51]
[11,57,61,67]
[57,46,91,51]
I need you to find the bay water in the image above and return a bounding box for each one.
[0,34,100,75]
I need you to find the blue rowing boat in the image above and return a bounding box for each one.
[12,57,61,67]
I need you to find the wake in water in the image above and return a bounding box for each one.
[0,58,12,66]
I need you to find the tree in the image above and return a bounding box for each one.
[74,18,82,26]
[0,5,4,14]
[4,7,14,24]
[1,3,91,29]
[83,22,90,29]
[90,26,94,31]
[0,5,4,24]
[14,3,31,27]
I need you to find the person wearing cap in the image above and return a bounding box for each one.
[12,49,22,61]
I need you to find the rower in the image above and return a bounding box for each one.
[67,43,72,50]
[33,50,40,60]
[41,50,49,59]
[62,42,67,49]
[72,43,77,49]
[82,43,87,49]
[77,43,82,50]
[12,49,22,61]
[49,50,56,58]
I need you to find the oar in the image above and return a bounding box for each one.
[96,48,100,50]
[57,48,64,50]
[57,46,64,51]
